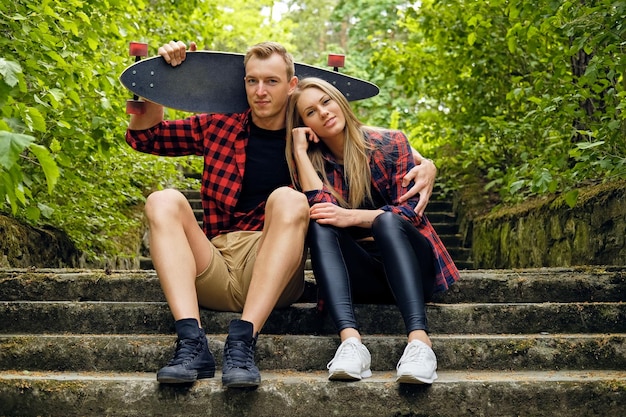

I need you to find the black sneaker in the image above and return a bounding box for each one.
[222,319,261,388]
[157,318,216,383]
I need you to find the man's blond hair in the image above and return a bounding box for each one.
[244,42,295,80]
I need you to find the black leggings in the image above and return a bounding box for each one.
[308,211,436,335]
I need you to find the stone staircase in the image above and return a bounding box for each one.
[1,265,625,416]
[425,195,473,270]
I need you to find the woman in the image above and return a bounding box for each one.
[285,77,460,384]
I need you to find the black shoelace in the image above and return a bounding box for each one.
[167,338,199,366]
[225,339,254,368]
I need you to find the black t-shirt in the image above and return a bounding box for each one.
[235,122,291,212]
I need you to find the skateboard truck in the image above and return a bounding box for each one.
[126,42,149,115]
[327,54,345,72]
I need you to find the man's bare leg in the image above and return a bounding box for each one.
[145,189,214,323]
[145,189,217,383]
[222,187,309,388]
[241,187,309,333]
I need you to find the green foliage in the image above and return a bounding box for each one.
[0,0,294,263]
[210,0,297,52]
[0,54,59,214]
[283,0,338,63]
[1,0,624,264]
[367,0,626,204]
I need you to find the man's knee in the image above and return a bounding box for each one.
[266,187,309,223]
[145,189,187,220]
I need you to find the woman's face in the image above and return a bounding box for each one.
[296,87,345,140]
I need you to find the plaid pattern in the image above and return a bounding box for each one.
[303,129,460,292]
[126,110,275,239]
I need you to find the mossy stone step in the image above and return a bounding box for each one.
[2,267,624,303]
[1,301,624,335]
[1,333,624,373]
[1,370,624,417]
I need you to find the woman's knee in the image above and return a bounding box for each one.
[307,222,329,250]
[372,211,400,235]
[308,220,339,243]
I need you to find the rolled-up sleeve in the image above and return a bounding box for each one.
[125,115,208,156]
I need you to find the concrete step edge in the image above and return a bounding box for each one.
[2,266,624,304]
[1,370,624,417]
[3,266,623,279]
[2,301,624,335]
[2,369,624,383]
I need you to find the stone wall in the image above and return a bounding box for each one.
[0,215,81,268]
[471,180,626,268]
[0,214,144,269]
[2,179,625,270]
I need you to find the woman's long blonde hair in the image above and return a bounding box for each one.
[286,77,373,209]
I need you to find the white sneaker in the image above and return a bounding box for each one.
[327,337,372,381]
[396,339,438,384]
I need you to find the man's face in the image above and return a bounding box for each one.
[244,54,297,130]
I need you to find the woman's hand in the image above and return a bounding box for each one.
[290,127,325,192]
[310,203,383,229]
[310,202,354,228]
[291,127,320,155]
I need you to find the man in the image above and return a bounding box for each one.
[125,40,436,389]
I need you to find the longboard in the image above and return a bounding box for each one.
[120,51,379,114]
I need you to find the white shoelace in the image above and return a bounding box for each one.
[398,341,429,368]
[328,339,363,368]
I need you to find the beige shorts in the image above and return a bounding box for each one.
[195,231,305,312]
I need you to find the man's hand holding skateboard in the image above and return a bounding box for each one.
[128,41,195,130]
[158,41,197,67]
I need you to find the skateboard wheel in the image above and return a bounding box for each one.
[126,99,146,115]
[327,54,345,69]
[129,42,149,57]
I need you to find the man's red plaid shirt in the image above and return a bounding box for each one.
[126,110,276,239]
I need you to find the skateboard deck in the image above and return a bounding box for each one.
[120,51,379,114]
